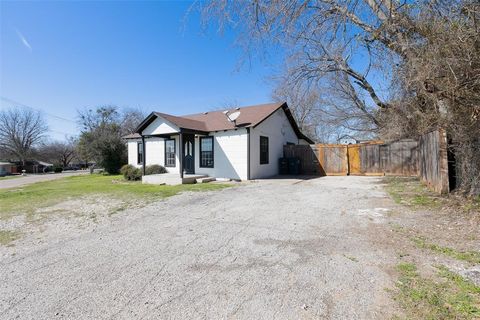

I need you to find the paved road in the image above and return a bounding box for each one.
[0,171,88,189]
[0,176,399,319]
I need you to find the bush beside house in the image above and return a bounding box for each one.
[145,164,167,175]
[120,165,141,181]
[120,164,167,181]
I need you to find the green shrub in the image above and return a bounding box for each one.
[145,164,167,175]
[120,164,142,181]
[100,141,127,174]
[120,164,131,176]
[53,166,63,173]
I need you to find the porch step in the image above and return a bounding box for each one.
[196,177,216,183]
[143,173,208,185]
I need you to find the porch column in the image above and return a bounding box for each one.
[179,132,184,179]
[141,135,146,176]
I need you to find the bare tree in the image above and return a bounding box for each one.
[78,106,146,135]
[121,107,147,135]
[400,2,480,195]
[38,137,77,168]
[199,0,401,127]
[201,0,480,195]
[273,73,378,141]
[77,106,120,132]
[272,79,332,142]
[0,107,48,165]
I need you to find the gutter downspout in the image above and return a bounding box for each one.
[246,127,250,180]
[141,135,146,176]
[179,132,184,179]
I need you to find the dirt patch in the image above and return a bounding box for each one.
[377,178,479,254]
[0,195,147,252]
[370,177,480,318]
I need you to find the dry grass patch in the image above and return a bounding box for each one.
[385,177,480,213]
[0,230,20,246]
[0,174,231,245]
[0,174,231,220]
[412,236,480,265]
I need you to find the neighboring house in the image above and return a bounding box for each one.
[0,162,15,176]
[339,138,359,145]
[124,102,313,183]
[14,160,53,174]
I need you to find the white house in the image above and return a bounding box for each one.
[124,102,313,184]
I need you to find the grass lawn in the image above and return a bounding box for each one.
[0,174,230,220]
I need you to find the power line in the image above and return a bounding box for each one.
[0,96,77,124]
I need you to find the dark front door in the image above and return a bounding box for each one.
[183,134,195,174]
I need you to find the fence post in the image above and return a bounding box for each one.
[438,129,450,194]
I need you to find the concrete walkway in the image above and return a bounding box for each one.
[0,171,88,189]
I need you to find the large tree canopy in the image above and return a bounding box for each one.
[202,0,480,195]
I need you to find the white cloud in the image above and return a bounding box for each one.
[15,28,32,52]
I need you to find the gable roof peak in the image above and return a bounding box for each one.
[131,101,312,143]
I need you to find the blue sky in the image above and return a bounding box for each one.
[0,1,279,140]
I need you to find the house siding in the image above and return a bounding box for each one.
[249,108,299,179]
[127,137,181,174]
[127,140,142,168]
[145,138,165,167]
[194,129,248,180]
[142,117,179,135]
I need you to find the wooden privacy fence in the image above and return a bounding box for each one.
[283,130,450,193]
[419,129,450,194]
[284,139,419,177]
[283,144,347,175]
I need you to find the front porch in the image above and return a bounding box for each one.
[142,173,213,185]
[138,124,211,184]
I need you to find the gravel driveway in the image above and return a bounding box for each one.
[0,176,400,319]
[0,171,87,189]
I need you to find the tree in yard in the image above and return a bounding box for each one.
[201,0,480,195]
[0,107,48,164]
[121,107,147,135]
[77,106,142,174]
[200,0,395,134]
[272,76,376,142]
